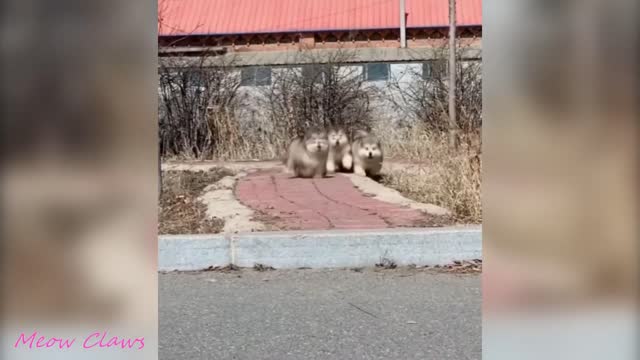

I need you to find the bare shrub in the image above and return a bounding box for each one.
[380,128,482,223]
[257,49,378,146]
[159,54,244,159]
[377,44,482,223]
[386,44,482,137]
[159,49,378,160]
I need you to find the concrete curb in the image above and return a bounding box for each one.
[159,226,481,271]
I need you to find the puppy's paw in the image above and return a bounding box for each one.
[326,161,336,173]
[354,165,366,176]
[342,155,353,170]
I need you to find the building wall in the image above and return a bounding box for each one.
[232,61,469,127]
[159,59,481,136]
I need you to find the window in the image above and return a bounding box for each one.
[302,65,329,83]
[254,67,272,86]
[177,70,207,92]
[364,63,389,81]
[423,60,447,80]
[186,70,205,86]
[240,67,272,86]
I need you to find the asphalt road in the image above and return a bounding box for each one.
[160,268,481,360]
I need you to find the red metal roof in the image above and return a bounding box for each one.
[158,0,482,36]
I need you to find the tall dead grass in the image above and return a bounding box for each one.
[377,122,482,223]
[206,110,279,160]
[159,168,234,234]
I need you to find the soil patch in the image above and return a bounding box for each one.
[159,168,234,234]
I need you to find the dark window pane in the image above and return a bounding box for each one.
[302,65,327,83]
[365,63,389,81]
[254,67,272,86]
[187,70,204,86]
[422,63,432,79]
[423,60,447,80]
[240,67,256,86]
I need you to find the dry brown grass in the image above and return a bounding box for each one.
[160,111,280,162]
[159,168,234,234]
[424,259,482,274]
[377,123,482,223]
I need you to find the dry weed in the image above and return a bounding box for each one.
[159,168,234,234]
[378,125,482,223]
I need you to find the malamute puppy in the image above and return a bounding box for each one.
[326,127,353,173]
[285,128,330,178]
[351,131,383,177]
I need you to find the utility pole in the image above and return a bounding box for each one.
[400,0,407,48]
[448,0,458,149]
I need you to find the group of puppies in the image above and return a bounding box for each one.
[284,128,383,178]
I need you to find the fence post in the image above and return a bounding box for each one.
[400,0,407,48]
[448,0,459,149]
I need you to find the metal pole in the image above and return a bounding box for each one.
[448,0,458,148]
[400,0,407,48]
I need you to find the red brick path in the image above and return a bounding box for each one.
[235,169,429,231]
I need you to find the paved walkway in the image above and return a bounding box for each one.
[235,169,433,230]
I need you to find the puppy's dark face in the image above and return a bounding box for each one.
[328,128,349,147]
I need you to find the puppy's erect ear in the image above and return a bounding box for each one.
[305,127,326,139]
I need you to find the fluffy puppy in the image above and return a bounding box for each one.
[351,131,383,177]
[326,127,353,173]
[285,128,330,178]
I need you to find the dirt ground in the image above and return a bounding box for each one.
[159,168,234,234]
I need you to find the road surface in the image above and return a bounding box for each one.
[160,268,480,359]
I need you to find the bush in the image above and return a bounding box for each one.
[159,49,379,160]
[380,128,482,223]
